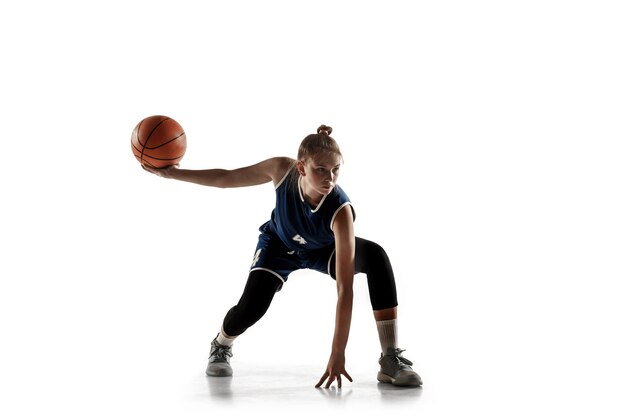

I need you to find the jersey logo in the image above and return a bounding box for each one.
[292,234,307,245]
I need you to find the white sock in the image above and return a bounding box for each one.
[216,329,236,346]
[376,319,398,353]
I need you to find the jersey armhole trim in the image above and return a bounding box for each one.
[330,202,355,232]
[275,165,293,190]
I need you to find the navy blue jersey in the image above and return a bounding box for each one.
[259,166,355,252]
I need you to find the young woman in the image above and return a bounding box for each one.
[143,125,422,388]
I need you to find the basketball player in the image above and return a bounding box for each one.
[143,125,422,388]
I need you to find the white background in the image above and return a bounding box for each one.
[1,1,625,416]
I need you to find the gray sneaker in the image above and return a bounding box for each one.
[206,336,233,377]
[377,347,422,387]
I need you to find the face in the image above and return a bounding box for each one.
[298,152,342,199]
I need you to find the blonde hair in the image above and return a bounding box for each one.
[297,124,343,162]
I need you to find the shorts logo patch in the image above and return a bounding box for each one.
[292,234,307,245]
[251,248,262,267]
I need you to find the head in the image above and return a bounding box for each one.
[295,124,343,197]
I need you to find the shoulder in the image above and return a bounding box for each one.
[269,157,296,186]
[330,181,355,228]
[257,157,295,187]
[331,203,355,238]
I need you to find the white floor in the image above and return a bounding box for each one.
[4,288,624,417]
[200,362,422,411]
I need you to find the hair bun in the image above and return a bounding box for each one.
[317,124,333,136]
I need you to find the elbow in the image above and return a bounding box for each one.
[212,175,233,188]
[337,285,353,300]
[335,274,354,299]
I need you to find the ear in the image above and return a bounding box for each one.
[296,160,306,176]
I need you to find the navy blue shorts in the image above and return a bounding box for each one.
[250,231,335,286]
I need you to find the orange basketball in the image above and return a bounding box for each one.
[131,115,187,168]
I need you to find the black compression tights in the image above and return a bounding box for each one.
[222,237,398,337]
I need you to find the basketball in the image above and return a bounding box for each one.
[131,115,187,168]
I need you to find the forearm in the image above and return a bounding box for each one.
[150,158,286,188]
[169,168,233,188]
[331,288,353,354]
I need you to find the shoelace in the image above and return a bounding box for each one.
[211,344,233,361]
[391,348,414,367]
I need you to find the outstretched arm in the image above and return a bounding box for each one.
[316,204,356,388]
[143,156,294,188]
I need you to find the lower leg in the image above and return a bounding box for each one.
[375,307,398,353]
[347,238,421,386]
[216,327,236,346]
[207,270,282,377]
[375,307,422,387]
[350,238,400,353]
[374,306,397,321]
[220,269,282,342]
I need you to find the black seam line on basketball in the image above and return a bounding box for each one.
[132,142,145,156]
[140,117,170,164]
[136,120,146,165]
[142,131,186,150]
[142,154,185,162]
[143,159,157,168]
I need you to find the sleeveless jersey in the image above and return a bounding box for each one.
[259,167,355,252]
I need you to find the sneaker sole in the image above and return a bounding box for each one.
[206,366,233,377]
[377,371,422,387]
